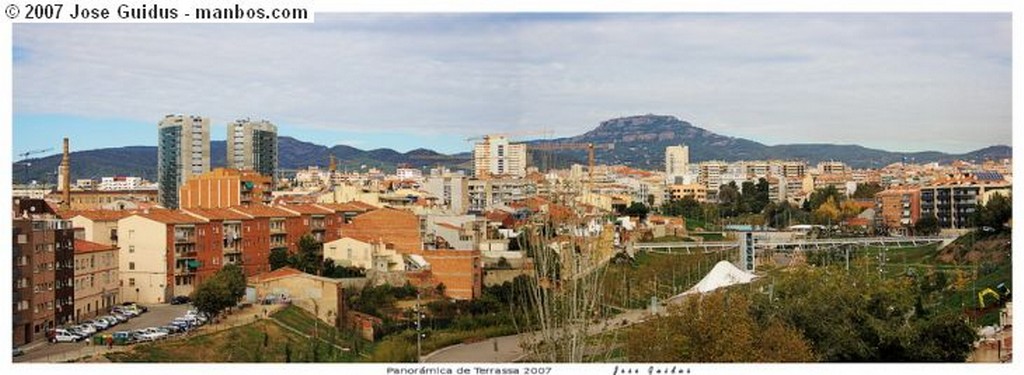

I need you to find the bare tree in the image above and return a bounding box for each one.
[512,184,616,362]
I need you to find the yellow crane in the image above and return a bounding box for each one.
[529,142,614,180]
[978,283,1011,309]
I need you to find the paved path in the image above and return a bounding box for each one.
[423,309,649,363]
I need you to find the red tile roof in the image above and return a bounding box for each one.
[436,222,463,231]
[278,204,333,215]
[248,266,305,283]
[61,210,135,221]
[135,210,206,224]
[229,204,299,218]
[316,202,371,213]
[74,239,116,254]
[184,208,253,221]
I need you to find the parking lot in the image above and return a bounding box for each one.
[14,303,192,363]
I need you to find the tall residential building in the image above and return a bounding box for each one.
[665,145,689,184]
[473,135,527,179]
[226,119,278,180]
[12,198,75,345]
[158,115,211,209]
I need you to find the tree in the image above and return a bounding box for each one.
[740,178,770,215]
[750,265,977,362]
[191,264,247,318]
[269,248,289,270]
[976,193,1011,233]
[811,197,840,225]
[623,202,650,220]
[662,196,702,219]
[625,291,814,362]
[717,182,742,217]
[192,276,234,318]
[852,182,884,199]
[915,215,940,236]
[806,185,843,211]
[219,264,247,301]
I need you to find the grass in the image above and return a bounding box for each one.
[604,250,736,309]
[271,305,372,354]
[106,306,372,362]
[367,324,519,362]
[106,320,359,362]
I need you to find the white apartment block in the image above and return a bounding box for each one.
[226,119,278,179]
[99,176,143,191]
[396,167,424,180]
[665,145,689,183]
[473,135,527,178]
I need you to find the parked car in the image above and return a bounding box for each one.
[111,307,136,317]
[50,329,83,343]
[111,313,130,322]
[75,324,97,336]
[161,325,182,334]
[98,316,120,327]
[112,331,134,345]
[131,329,152,342]
[64,327,90,339]
[83,319,108,331]
[171,295,191,305]
[121,302,149,313]
[144,327,169,340]
[13,346,25,357]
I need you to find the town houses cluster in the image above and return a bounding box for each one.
[11,115,1012,347]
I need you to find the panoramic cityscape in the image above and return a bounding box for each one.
[10,13,1013,364]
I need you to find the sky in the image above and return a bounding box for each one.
[12,13,1012,157]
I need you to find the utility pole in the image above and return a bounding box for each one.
[415,292,423,362]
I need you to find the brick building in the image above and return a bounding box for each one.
[279,204,340,243]
[874,187,921,235]
[179,168,274,209]
[421,249,482,300]
[338,208,423,255]
[12,198,76,345]
[229,204,303,255]
[73,239,119,321]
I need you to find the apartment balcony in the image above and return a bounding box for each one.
[224,254,243,266]
[175,249,198,259]
[174,234,195,244]
[270,225,286,234]
[223,245,242,255]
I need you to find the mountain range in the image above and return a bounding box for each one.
[13,114,1010,184]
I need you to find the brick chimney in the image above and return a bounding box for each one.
[60,137,71,211]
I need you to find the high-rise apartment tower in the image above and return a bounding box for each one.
[157,114,210,209]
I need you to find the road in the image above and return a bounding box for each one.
[14,304,191,363]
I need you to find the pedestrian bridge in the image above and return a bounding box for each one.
[634,235,955,254]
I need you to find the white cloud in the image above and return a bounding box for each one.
[13,13,1011,153]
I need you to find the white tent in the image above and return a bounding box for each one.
[665,261,757,304]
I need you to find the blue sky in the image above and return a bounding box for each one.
[12,13,1011,158]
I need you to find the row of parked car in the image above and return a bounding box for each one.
[50,303,148,343]
[109,308,210,345]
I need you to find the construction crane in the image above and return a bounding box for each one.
[15,148,53,184]
[529,142,614,180]
[464,129,554,143]
[17,147,53,160]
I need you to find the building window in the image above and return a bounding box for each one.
[129,278,135,287]
[129,262,135,270]
[129,245,135,253]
